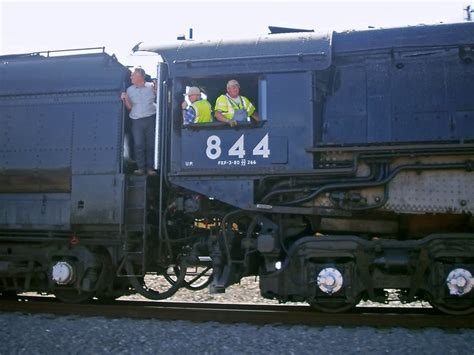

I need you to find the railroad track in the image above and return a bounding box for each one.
[0,296,472,329]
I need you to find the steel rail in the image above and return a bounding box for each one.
[0,296,472,329]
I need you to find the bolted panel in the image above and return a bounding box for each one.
[70,174,124,225]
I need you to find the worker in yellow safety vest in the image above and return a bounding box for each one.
[214,80,260,127]
[182,86,212,125]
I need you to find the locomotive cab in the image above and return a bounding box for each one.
[143,32,332,208]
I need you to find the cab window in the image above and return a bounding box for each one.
[177,76,267,129]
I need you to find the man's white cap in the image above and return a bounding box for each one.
[184,86,201,96]
[226,80,240,88]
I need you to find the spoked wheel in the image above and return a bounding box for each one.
[309,295,361,313]
[164,265,213,291]
[428,298,474,315]
[54,288,95,304]
[126,260,186,300]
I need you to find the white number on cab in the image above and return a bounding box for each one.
[252,134,270,158]
[206,135,222,160]
[205,134,270,160]
[228,134,246,159]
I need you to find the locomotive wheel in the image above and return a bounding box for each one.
[164,265,213,291]
[309,296,361,313]
[54,289,95,304]
[428,298,474,315]
[126,260,186,300]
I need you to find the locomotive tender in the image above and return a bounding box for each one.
[1,22,473,314]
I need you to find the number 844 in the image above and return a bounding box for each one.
[206,134,270,160]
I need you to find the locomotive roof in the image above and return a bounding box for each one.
[139,22,474,77]
[332,21,474,53]
[139,32,332,77]
[0,52,128,96]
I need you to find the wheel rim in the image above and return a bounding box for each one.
[309,295,361,313]
[428,297,474,315]
[54,289,94,303]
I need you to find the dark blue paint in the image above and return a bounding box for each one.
[0,52,130,228]
[1,22,473,224]
[149,22,474,209]
[0,193,70,228]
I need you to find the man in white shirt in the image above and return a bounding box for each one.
[121,67,156,175]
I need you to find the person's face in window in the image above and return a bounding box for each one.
[131,71,144,85]
[189,94,200,103]
[227,84,240,98]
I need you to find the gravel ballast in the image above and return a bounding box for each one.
[1,312,473,355]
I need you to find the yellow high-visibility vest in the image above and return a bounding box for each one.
[191,99,212,123]
[214,94,255,120]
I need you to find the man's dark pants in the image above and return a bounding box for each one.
[131,115,155,171]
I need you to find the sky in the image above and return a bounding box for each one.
[1,0,472,73]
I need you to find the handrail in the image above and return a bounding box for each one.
[307,142,474,153]
[173,51,327,65]
[0,47,106,59]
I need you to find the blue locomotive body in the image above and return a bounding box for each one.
[0,51,148,301]
[144,22,474,213]
[0,51,129,228]
[0,23,473,312]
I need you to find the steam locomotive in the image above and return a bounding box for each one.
[1,22,473,314]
